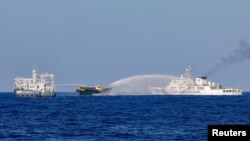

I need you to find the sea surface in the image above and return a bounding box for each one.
[1,92,250,141]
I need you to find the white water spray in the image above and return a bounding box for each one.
[106,74,177,95]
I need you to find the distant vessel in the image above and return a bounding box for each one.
[76,85,112,95]
[149,66,243,95]
[14,68,56,97]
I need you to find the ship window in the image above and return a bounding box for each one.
[180,87,185,90]
[198,87,204,90]
[171,87,176,90]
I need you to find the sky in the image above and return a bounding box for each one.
[0,0,250,92]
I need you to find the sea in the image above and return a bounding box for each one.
[1,92,250,141]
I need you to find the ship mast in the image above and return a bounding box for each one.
[32,68,37,83]
[184,65,192,79]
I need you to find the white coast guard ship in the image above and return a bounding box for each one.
[14,68,56,97]
[149,66,243,95]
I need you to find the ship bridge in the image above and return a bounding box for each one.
[195,77,207,86]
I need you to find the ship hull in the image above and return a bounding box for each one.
[149,87,242,95]
[14,89,56,97]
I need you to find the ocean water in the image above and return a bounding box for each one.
[1,92,250,141]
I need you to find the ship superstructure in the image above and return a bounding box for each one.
[14,69,56,97]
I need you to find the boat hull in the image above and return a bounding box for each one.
[77,89,101,95]
[76,86,112,96]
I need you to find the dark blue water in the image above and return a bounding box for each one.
[1,92,250,141]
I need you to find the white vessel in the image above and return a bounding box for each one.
[149,66,243,95]
[14,68,56,97]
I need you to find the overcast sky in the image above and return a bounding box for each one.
[0,0,250,92]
